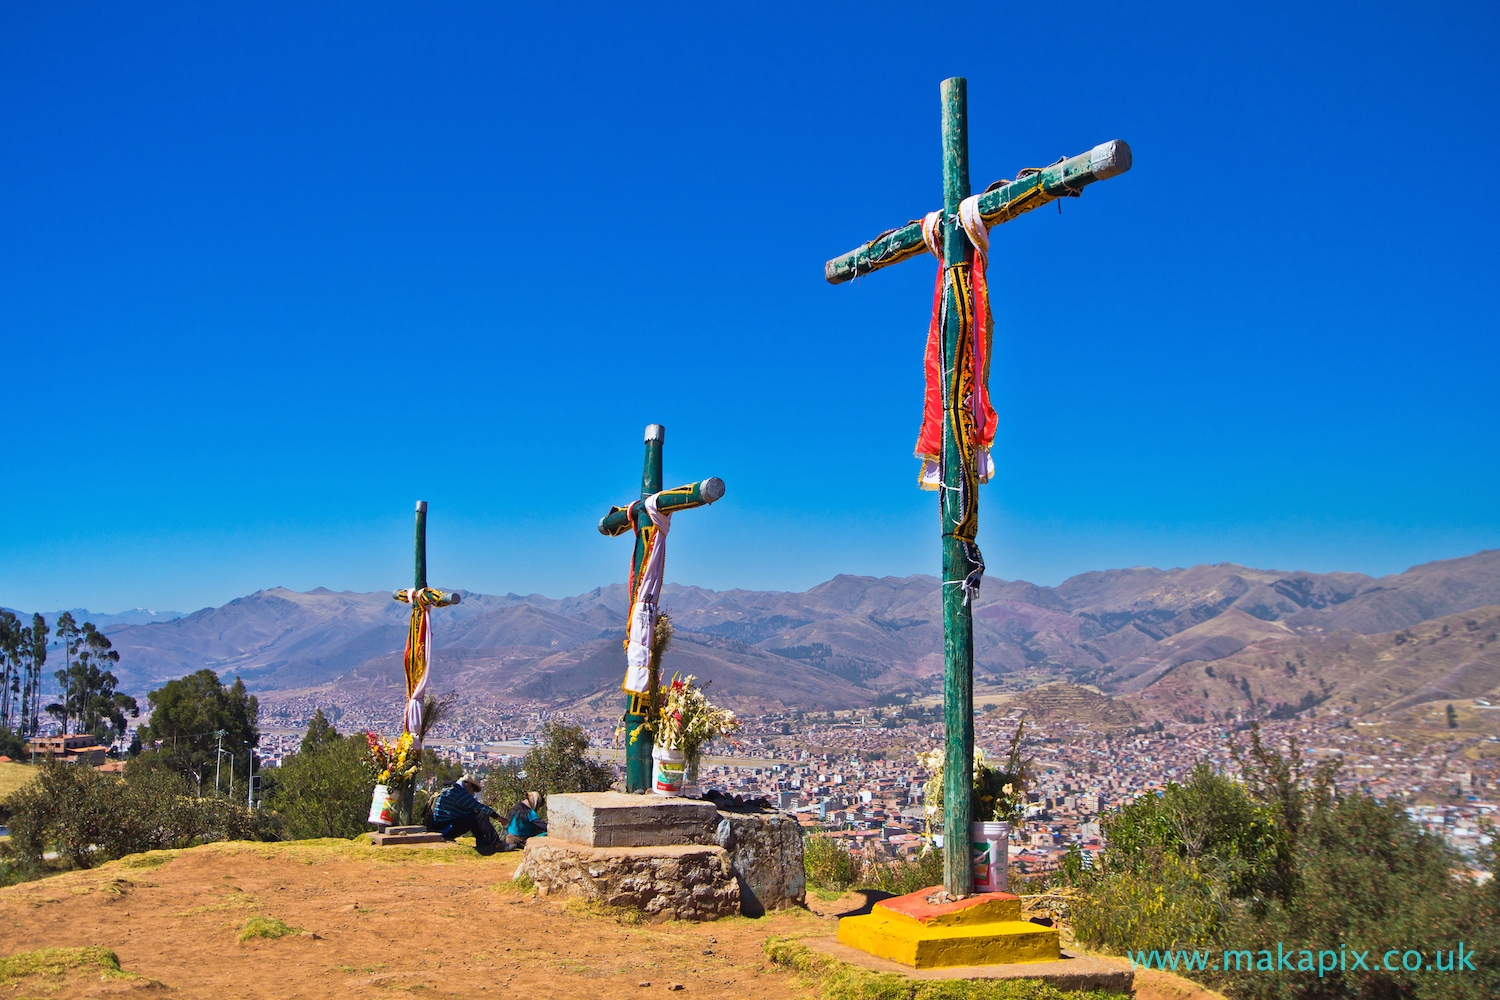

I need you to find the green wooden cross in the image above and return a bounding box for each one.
[599,423,725,792]
[392,500,459,824]
[825,78,1130,894]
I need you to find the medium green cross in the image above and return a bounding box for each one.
[599,423,725,792]
[825,77,1130,894]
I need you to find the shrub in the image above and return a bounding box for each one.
[804,835,864,893]
[4,761,278,871]
[858,848,945,896]
[263,732,373,840]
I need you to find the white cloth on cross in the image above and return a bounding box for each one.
[921,210,942,257]
[623,493,671,694]
[958,195,989,256]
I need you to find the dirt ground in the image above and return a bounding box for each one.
[0,839,1219,999]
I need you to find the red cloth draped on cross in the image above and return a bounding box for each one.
[914,198,999,494]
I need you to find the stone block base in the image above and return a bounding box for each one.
[369,831,445,846]
[715,810,805,915]
[546,792,720,848]
[516,839,740,922]
[837,887,1060,969]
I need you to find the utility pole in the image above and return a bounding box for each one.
[214,730,225,795]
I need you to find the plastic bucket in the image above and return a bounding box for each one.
[651,746,686,796]
[971,821,1010,892]
[368,784,397,826]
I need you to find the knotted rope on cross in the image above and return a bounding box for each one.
[394,586,452,743]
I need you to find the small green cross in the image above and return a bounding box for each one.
[599,424,725,792]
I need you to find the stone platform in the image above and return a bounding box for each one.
[837,887,1061,969]
[517,840,740,921]
[520,793,805,920]
[369,825,445,846]
[547,792,720,847]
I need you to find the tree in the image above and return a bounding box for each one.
[263,711,374,840]
[0,611,20,731]
[22,614,47,736]
[137,669,259,792]
[46,623,136,746]
[480,721,614,817]
[48,612,79,732]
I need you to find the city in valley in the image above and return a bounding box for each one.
[249,690,1500,877]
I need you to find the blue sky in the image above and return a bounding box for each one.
[2,3,1496,614]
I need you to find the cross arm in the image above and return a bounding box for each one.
[823,139,1132,284]
[597,478,726,536]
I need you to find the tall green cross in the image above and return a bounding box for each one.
[391,500,459,822]
[599,423,725,792]
[825,77,1130,894]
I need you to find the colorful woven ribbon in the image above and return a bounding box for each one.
[914,207,998,501]
[394,587,448,743]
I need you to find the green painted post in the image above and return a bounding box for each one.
[938,77,975,896]
[627,424,664,793]
[414,500,428,590]
[821,80,1130,896]
[599,424,725,793]
[404,499,428,826]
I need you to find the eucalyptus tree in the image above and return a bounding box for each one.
[48,622,134,745]
[0,611,19,730]
[23,614,48,736]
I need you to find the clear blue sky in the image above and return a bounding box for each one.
[2,3,1496,614]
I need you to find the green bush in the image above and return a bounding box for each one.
[1071,725,1500,999]
[263,732,373,840]
[804,834,864,893]
[4,762,278,871]
[858,848,945,896]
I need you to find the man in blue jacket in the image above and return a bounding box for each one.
[427,774,502,852]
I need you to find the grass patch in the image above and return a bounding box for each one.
[0,946,139,986]
[511,872,535,893]
[562,896,643,925]
[238,915,303,942]
[0,762,37,800]
[763,937,1130,1000]
[112,849,181,870]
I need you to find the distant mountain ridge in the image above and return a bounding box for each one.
[0,607,186,629]
[77,549,1500,718]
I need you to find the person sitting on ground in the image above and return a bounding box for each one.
[427,774,502,852]
[505,790,547,846]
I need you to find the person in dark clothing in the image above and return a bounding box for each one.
[427,775,502,852]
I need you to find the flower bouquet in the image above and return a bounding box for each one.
[917,719,1031,837]
[632,673,740,794]
[364,731,420,825]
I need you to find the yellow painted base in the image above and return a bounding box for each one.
[836,900,1061,969]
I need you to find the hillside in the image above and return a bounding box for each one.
[1134,605,1500,722]
[65,548,1500,718]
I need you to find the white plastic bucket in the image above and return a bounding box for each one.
[651,746,686,796]
[368,784,397,826]
[971,821,1010,892]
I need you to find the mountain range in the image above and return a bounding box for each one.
[52,548,1500,720]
